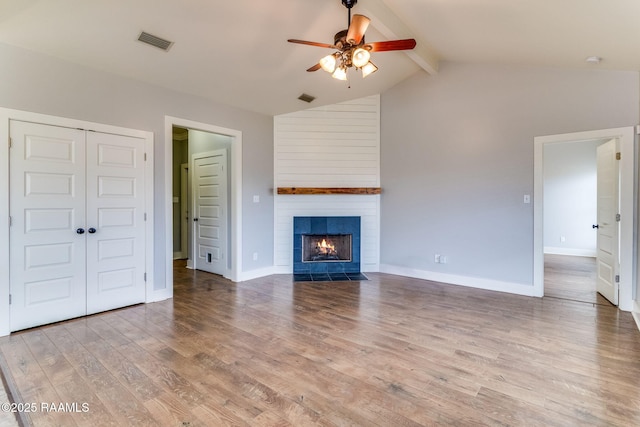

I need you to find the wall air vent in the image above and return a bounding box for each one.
[298,93,316,103]
[137,31,173,51]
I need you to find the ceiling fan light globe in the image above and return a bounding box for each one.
[332,66,348,81]
[361,61,378,78]
[319,54,337,73]
[352,47,370,68]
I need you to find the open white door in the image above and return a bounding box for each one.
[193,150,227,275]
[595,138,619,305]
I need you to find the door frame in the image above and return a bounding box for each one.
[533,126,635,311]
[164,116,242,287]
[0,107,155,337]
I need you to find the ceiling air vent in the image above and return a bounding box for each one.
[298,93,315,103]
[137,31,173,51]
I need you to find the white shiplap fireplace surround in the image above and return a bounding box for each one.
[274,95,381,273]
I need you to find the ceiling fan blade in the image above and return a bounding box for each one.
[287,39,337,49]
[307,63,322,72]
[346,14,370,45]
[367,39,417,52]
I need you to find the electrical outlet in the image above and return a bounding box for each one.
[560,236,566,242]
[252,252,258,261]
[434,254,441,263]
[440,256,447,264]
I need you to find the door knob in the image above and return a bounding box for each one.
[592,224,599,229]
[76,228,85,234]
[88,228,97,234]
[193,218,199,222]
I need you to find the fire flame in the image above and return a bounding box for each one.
[316,239,335,254]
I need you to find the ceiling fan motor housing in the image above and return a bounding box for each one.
[342,0,357,9]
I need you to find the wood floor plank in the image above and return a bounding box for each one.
[1,260,639,426]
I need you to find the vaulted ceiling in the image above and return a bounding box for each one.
[1,0,639,116]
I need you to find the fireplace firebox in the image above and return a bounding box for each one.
[302,234,352,263]
[293,216,365,281]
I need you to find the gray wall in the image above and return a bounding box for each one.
[172,137,188,254]
[380,62,638,287]
[0,42,274,288]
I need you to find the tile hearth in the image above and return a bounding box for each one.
[293,272,368,282]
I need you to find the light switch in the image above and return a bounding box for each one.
[253,195,260,203]
[524,194,531,204]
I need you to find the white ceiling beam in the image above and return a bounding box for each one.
[360,0,439,75]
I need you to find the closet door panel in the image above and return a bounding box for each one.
[9,121,87,331]
[85,131,146,314]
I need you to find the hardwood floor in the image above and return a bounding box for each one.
[1,261,639,426]
[544,254,610,305]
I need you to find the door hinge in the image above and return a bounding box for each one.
[9,294,11,305]
[144,273,147,282]
[8,137,12,148]
[616,152,621,160]
[144,213,147,221]
[616,213,621,222]
[144,153,147,161]
[8,216,11,227]
[615,275,620,283]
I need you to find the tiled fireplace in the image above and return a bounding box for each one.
[293,216,367,281]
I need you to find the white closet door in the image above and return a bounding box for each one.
[9,121,88,331]
[85,131,146,314]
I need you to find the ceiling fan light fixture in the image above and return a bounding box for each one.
[332,66,348,81]
[361,61,378,78]
[352,47,370,68]
[319,54,337,73]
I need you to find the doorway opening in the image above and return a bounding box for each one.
[542,139,612,305]
[533,127,634,311]
[164,116,242,293]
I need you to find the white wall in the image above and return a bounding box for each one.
[543,140,603,256]
[274,95,381,272]
[0,42,275,292]
[380,62,639,294]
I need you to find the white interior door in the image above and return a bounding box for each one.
[9,121,88,331]
[595,138,619,305]
[193,150,227,275]
[85,131,146,314]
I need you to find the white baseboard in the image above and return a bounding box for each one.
[633,301,640,333]
[379,264,539,297]
[544,247,597,257]
[146,288,173,303]
[238,266,278,281]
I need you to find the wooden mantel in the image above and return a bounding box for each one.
[277,187,381,195]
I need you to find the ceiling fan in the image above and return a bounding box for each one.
[287,0,416,81]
